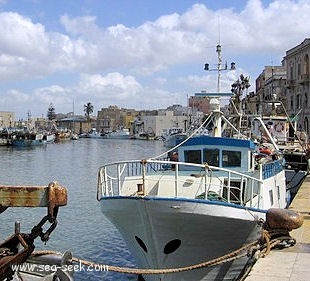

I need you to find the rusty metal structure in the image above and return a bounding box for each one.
[0,182,68,280]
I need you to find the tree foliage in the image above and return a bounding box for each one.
[84,102,94,121]
[47,103,56,120]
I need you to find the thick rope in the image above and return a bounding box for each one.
[31,240,258,275]
[30,230,293,276]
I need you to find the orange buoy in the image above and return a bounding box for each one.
[259,148,272,155]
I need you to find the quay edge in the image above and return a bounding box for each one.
[244,175,310,281]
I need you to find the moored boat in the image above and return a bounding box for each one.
[133,131,156,140]
[43,131,56,143]
[96,43,291,280]
[96,97,288,281]
[0,128,12,146]
[87,128,103,138]
[162,127,188,148]
[243,110,310,200]
[11,131,45,147]
[104,128,131,139]
[55,128,72,141]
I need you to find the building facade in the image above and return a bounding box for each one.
[0,111,15,128]
[188,92,211,114]
[97,106,136,134]
[284,38,310,134]
[251,65,286,115]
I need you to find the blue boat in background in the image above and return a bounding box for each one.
[11,131,45,147]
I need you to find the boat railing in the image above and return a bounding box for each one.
[97,159,263,208]
[262,159,283,179]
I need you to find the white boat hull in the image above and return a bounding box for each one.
[100,197,264,281]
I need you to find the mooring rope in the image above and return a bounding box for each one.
[30,230,293,276]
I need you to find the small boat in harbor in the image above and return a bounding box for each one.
[133,131,156,140]
[55,128,72,141]
[104,128,131,139]
[42,131,56,143]
[87,128,103,139]
[71,133,79,140]
[0,127,12,146]
[162,127,188,148]
[11,131,45,147]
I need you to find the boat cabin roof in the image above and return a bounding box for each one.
[177,135,255,171]
[179,135,255,149]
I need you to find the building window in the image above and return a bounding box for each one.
[296,94,301,109]
[290,95,294,110]
[304,117,309,135]
[303,54,309,75]
[290,66,294,80]
[298,63,301,76]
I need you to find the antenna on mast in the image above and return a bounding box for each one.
[204,45,236,94]
[217,16,221,45]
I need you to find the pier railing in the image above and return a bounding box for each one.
[97,159,264,208]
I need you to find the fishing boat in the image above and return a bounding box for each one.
[162,127,188,148]
[96,44,292,280]
[97,95,289,281]
[42,131,56,143]
[228,97,310,202]
[55,128,72,141]
[0,127,12,146]
[87,128,103,139]
[11,131,45,147]
[133,131,156,140]
[226,73,309,202]
[104,128,131,139]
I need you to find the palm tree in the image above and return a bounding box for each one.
[84,102,94,122]
[47,103,56,120]
[230,74,250,114]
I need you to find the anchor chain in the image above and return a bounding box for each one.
[29,214,58,243]
[0,213,59,281]
[0,181,67,281]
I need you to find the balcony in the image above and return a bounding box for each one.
[298,74,310,84]
[285,79,296,89]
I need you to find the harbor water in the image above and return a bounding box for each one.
[0,138,165,280]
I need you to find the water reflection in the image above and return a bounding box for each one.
[0,138,165,280]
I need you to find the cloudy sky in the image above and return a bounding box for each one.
[0,0,309,119]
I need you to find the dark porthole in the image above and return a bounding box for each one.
[164,239,181,254]
[138,274,146,281]
[135,236,148,253]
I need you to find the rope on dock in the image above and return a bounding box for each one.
[30,230,295,276]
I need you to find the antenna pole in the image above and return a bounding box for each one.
[216,44,222,93]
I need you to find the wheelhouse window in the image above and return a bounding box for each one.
[222,150,241,167]
[203,148,219,166]
[184,150,201,164]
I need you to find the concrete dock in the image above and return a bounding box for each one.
[245,175,310,281]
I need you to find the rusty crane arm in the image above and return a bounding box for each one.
[0,182,68,280]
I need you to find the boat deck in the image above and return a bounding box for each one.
[245,175,310,281]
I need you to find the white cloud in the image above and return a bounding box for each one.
[76,72,143,108]
[0,0,310,118]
